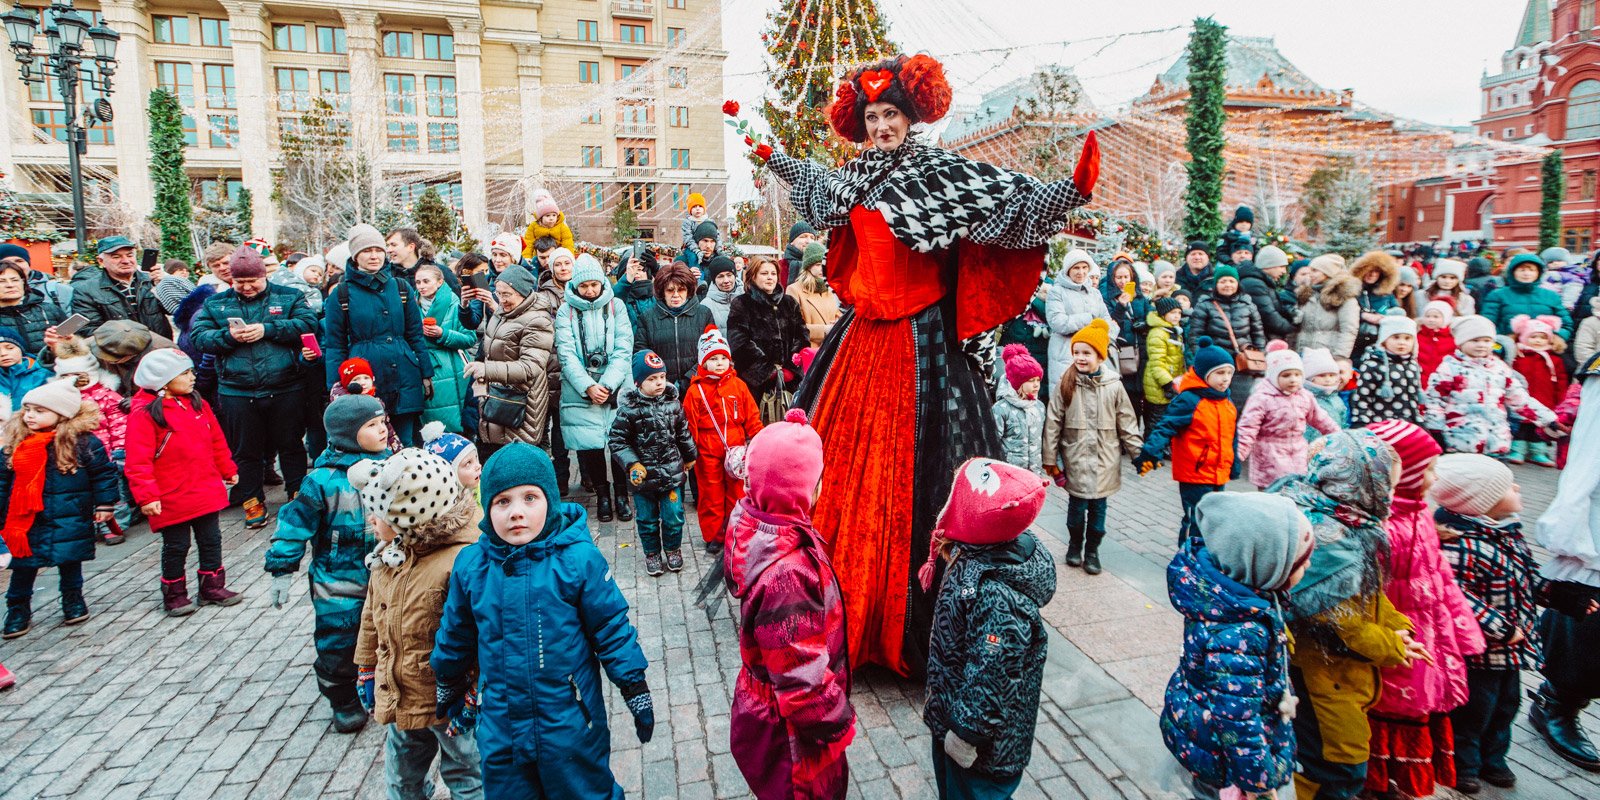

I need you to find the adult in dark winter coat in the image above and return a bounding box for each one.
[1177,241,1215,297]
[1189,266,1264,404]
[322,226,434,445]
[189,245,318,515]
[780,221,820,284]
[0,261,65,360]
[613,248,662,331]
[1238,245,1299,342]
[999,281,1052,371]
[1465,256,1501,317]
[1215,205,1256,265]
[173,285,221,405]
[1571,251,1600,329]
[69,236,173,339]
[632,263,715,395]
[1482,253,1575,341]
[1350,251,1401,359]
[729,258,808,410]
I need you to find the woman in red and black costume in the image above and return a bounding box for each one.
[752,54,1100,677]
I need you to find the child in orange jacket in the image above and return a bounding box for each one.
[1135,336,1239,545]
[684,327,763,552]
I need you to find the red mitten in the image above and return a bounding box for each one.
[1072,130,1100,198]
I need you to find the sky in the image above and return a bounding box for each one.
[718,0,1532,202]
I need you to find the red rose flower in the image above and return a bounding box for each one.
[722,100,740,117]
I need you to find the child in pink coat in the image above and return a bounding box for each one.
[1363,420,1486,798]
[1237,341,1340,489]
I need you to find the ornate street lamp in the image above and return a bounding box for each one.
[2,1,120,257]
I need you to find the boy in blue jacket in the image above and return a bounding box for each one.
[432,442,654,799]
[264,394,392,734]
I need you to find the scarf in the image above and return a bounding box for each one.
[0,431,54,558]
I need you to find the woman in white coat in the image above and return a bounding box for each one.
[1046,249,1119,390]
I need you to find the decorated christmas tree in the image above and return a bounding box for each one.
[758,0,897,167]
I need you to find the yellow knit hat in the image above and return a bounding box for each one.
[1069,318,1111,360]
[686,192,706,211]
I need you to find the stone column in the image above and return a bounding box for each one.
[338,9,381,155]
[219,0,275,240]
[448,16,486,234]
[513,42,543,181]
[100,0,154,223]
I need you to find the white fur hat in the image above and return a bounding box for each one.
[1300,347,1339,379]
[1264,340,1302,385]
[490,233,523,256]
[1377,308,1418,345]
[1431,259,1466,282]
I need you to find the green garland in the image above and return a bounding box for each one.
[1181,18,1228,245]
[148,88,195,262]
[1540,149,1564,251]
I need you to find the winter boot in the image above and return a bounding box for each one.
[1082,530,1105,575]
[645,552,664,577]
[614,489,634,522]
[99,519,125,545]
[161,577,196,617]
[330,699,368,734]
[60,590,88,625]
[1530,441,1556,467]
[2,599,30,639]
[596,493,614,523]
[243,498,269,530]
[196,567,242,607]
[264,465,284,486]
[1064,523,1085,567]
[1529,683,1600,771]
[1506,440,1527,465]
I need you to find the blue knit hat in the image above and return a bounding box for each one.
[324,394,386,454]
[633,349,666,385]
[421,420,474,467]
[1191,336,1233,378]
[478,442,561,541]
[0,326,26,354]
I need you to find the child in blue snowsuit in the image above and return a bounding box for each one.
[263,394,391,734]
[432,442,654,800]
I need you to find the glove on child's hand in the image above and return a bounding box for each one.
[356,666,375,713]
[628,463,647,487]
[943,730,979,769]
[1135,455,1159,476]
[269,574,294,608]
[435,674,472,721]
[621,680,655,743]
[446,688,480,738]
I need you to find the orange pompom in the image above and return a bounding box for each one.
[829,78,866,142]
[898,54,951,124]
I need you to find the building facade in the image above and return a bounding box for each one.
[0,0,728,246]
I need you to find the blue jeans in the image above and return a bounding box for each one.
[1178,483,1224,545]
[384,723,483,800]
[6,561,84,602]
[634,486,684,555]
[1450,668,1521,779]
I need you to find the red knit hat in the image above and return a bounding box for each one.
[1364,419,1441,500]
[918,458,1049,590]
[339,357,375,387]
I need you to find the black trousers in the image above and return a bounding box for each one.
[1540,607,1600,699]
[548,398,570,478]
[577,448,614,495]
[1450,668,1521,779]
[219,390,308,506]
[159,512,223,579]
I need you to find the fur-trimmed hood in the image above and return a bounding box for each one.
[400,491,480,556]
[1349,251,1400,296]
[1296,273,1362,311]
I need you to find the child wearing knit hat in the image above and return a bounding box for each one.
[1361,420,1485,799]
[1301,347,1349,443]
[0,378,118,640]
[1418,300,1457,384]
[263,393,393,734]
[1435,453,1600,792]
[994,344,1045,477]
[422,421,482,502]
[609,349,697,576]
[1161,492,1313,800]
[1236,341,1340,489]
[1423,314,1559,458]
[1042,320,1142,573]
[921,458,1055,797]
[1137,336,1239,545]
[1142,297,1187,433]
[0,325,50,421]
[52,336,127,470]
[1349,308,1423,427]
[520,189,576,260]
[684,327,763,561]
[724,409,856,800]
[330,357,401,451]
[1509,315,1569,466]
[349,448,485,800]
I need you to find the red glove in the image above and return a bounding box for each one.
[1072,129,1100,198]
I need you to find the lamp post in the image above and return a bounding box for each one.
[1,1,120,257]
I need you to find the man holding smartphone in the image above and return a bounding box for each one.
[69,235,172,338]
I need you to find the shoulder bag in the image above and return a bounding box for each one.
[1213,300,1266,375]
[698,386,748,481]
[479,382,527,429]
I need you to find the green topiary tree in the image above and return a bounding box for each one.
[1181,17,1228,245]
[147,88,195,262]
[234,187,253,240]
[1540,149,1565,250]
[412,187,455,247]
[610,202,640,245]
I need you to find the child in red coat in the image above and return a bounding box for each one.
[1510,315,1569,467]
[123,350,242,616]
[1418,300,1457,386]
[684,327,763,553]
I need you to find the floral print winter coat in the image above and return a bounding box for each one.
[1423,353,1555,456]
[1237,380,1339,489]
[1161,537,1296,795]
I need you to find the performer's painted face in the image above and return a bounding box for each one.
[864,102,909,152]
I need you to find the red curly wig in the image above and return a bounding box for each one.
[827,54,952,143]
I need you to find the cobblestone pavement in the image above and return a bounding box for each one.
[1,461,1597,800]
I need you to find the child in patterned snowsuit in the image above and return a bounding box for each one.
[1161,492,1314,799]
[993,344,1045,477]
[1424,315,1557,457]
[725,409,854,800]
[1348,310,1422,427]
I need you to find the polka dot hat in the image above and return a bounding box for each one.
[347,447,462,531]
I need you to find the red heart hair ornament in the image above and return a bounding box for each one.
[859,69,894,102]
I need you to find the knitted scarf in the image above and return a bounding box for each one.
[0,431,54,558]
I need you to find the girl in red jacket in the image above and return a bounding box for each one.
[684,327,763,555]
[123,349,242,616]
[1510,315,1569,467]
[1418,300,1458,386]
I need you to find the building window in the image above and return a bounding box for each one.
[273,23,307,52]
[1566,80,1600,139]
[1584,170,1598,201]
[581,146,602,167]
[425,76,457,117]
[427,123,459,153]
[207,115,238,148]
[385,74,417,115]
[197,178,243,204]
[670,148,690,168]
[667,0,687,8]
[623,146,652,166]
[387,121,419,152]
[625,183,655,211]
[583,110,602,124]
[579,61,600,83]
[383,31,414,58]
[667,67,687,88]
[666,27,685,45]
[317,26,347,54]
[1526,123,1535,136]
[200,18,230,47]
[1564,227,1594,253]
[1504,127,1515,138]
[275,68,311,112]
[204,64,236,109]
[1417,209,1425,222]
[1485,130,1495,138]
[30,109,105,143]
[423,34,453,60]
[153,15,189,45]
[320,70,351,110]
[669,184,689,210]
[577,20,599,41]
[619,24,647,44]
[668,106,688,127]
[583,183,603,210]
[620,63,641,80]
[1583,0,1596,30]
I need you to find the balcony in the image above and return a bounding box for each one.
[612,1,654,20]
[618,164,657,178]
[616,122,656,138]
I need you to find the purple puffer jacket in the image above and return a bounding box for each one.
[1236,381,1339,489]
